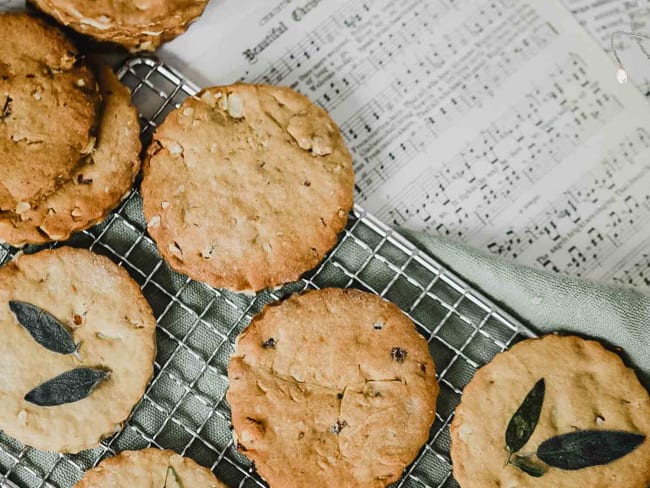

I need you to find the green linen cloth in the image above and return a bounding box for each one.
[405,230,650,388]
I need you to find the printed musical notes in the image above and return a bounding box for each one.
[484,129,650,277]
[377,55,624,240]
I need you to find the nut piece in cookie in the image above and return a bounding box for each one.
[0,13,101,210]
[73,448,227,487]
[450,335,650,488]
[142,84,355,292]
[0,247,156,453]
[30,0,210,50]
[0,64,141,246]
[227,288,439,487]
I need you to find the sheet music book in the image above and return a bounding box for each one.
[161,0,650,288]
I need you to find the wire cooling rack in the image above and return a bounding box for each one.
[0,57,537,488]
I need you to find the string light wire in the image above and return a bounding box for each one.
[611,30,650,84]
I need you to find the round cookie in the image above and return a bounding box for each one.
[30,0,210,51]
[74,448,227,487]
[0,13,101,210]
[0,247,156,453]
[227,288,439,487]
[450,335,650,487]
[142,84,355,292]
[0,64,141,246]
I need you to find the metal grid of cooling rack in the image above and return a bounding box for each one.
[0,56,537,488]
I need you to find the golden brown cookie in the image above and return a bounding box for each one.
[450,335,650,487]
[142,84,354,292]
[0,13,101,210]
[0,247,156,453]
[74,448,227,487]
[227,288,439,487]
[0,64,141,246]
[30,0,210,50]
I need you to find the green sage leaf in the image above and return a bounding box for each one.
[505,378,545,452]
[537,430,646,470]
[9,301,76,355]
[24,368,110,407]
[509,454,546,477]
[165,466,183,488]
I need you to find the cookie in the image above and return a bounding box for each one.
[30,0,210,50]
[0,247,156,453]
[0,64,141,246]
[142,84,355,292]
[450,335,650,487]
[227,288,439,487]
[0,13,101,210]
[74,448,227,487]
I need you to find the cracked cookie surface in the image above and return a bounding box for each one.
[450,335,650,488]
[74,448,227,487]
[0,13,101,210]
[142,84,354,292]
[0,247,156,453]
[31,0,209,50]
[227,288,439,487]
[0,65,141,246]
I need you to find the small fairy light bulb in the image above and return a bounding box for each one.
[617,66,629,84]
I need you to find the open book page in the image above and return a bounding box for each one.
[161,0,650,288]
[566,0,650,96]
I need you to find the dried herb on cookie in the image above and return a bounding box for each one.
[9,301,111,406]
[24,368,110,407]
[9,301,78,354]
[504,377,646,477]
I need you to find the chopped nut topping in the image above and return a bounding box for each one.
[148,215,161,228]
[227,93,244,118]
[168,242,183,261]
[15,201,31,213]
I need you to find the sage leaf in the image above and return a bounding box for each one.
[510,454,546,477]
[165,466,183,488]
[9,301,77,354]
[24,368,110,407]
[505,378,545,452]
[537,430,646,470]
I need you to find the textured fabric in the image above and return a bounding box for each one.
[404,231,650,387]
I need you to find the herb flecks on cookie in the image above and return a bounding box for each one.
[228,288,439,488]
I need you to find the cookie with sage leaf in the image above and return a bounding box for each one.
[0,247,156,453]
[74,448,227,488]
[450,335,650,487]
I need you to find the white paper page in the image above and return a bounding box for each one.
[566,0,650,95]
[161,0,650,288]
